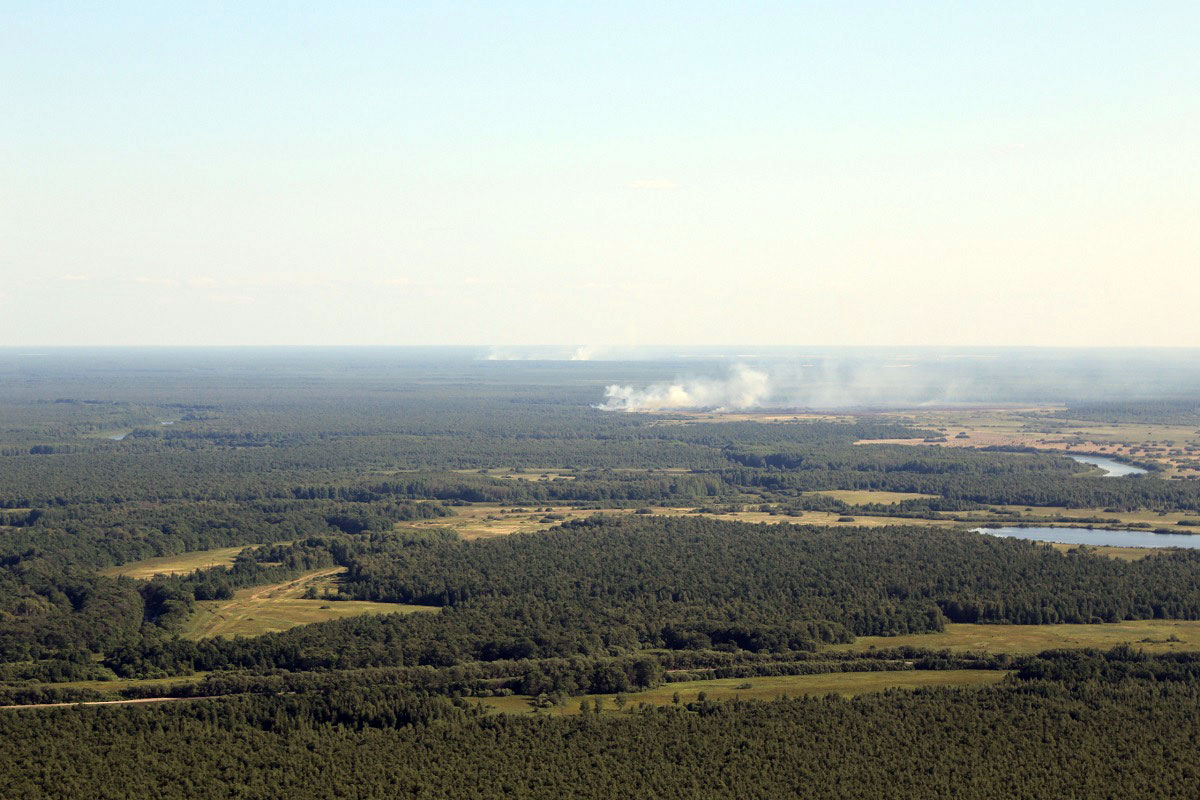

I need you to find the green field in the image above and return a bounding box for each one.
[5,672,211,700]
[833,620,1200,655]
[483,670,1008,715]
[182,568,438,639]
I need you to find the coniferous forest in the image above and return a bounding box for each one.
[4,350,1200,798]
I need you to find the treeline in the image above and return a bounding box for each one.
[1056,399,1200,426]
[4,651,1200,799]
[0,498,448,570]
[95,517,1200,678]
[334,517,1200,627]
[0,505,444,674]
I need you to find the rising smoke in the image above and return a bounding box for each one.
[598,365,771,411]
[484,345,605,361]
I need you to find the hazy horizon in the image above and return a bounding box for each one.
[4,3,1198,347]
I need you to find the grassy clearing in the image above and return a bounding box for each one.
[83,428,135,440]
[975,505,1200,530]
[802,490,938,505]
[407,504,964,540]
[182,568,437,639]
[406,505,585,540]
[451,468,577,481]
[10,672,211,697]
[100,545,254,579]
[481,670,1007,716]
[1045,542,1159,561]
[833,620,1200,655]
[851,406,1200,477]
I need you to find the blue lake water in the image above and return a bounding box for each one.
[975,526,1200,549]
[1068,455,1147,477]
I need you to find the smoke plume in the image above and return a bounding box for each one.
[599,365,770,411]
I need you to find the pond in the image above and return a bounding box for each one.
[1068,455,1147,477]
[974,525,1200,549]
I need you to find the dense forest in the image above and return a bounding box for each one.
[4,650,1200,799]
[4,352,1200,797]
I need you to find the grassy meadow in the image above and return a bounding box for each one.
[482,670,1008,716]
[100,545,254,579]
[833,620,1200,655]
[182,568,437,639]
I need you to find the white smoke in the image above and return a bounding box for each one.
[484,345,604,361]
[598,365,770,412]
[569,346,597,361]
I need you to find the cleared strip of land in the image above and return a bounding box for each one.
[0,696,201,711]
[405,504,964,541]
[833,620,1200,655]
[801,490,938,504]
[483,670,1007,715]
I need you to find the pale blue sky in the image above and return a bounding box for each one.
[2,2,1197,346]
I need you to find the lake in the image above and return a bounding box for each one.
[1068,455,1147,477]
[975,525,1200,549]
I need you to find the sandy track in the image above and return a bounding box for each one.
[1,696,209,711]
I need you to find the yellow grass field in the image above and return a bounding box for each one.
[1045,542,1159,561]
[851,406,1200,477]
[976,504,1200,529]
[833,620,1200,655]
[405,503,965,540]
[182,568,437,639]
[482,670,1007,716]
[451,468,577,481]
[100,545,254,578]
[802,490,937,504]
[407,504,1178,562]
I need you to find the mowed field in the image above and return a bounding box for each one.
[182,568,437,639]
[482,670,1007,715]
[833,620,1200,655]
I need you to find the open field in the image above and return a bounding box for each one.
[408,504,1180,560]
[803,490,938,505]
[482,670,1007,715]
[3,672,211,697]
[100,545,255,578]
[1045,542,1159,561]
[850,406,1200,477]
[451,467,577,481]
[973,505,1200,529]
[833,620,1200,655]
[82,428,135,440]
[182,568,437,639]
[405,503,965,540]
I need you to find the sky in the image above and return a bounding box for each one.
[2,2,1197,347]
